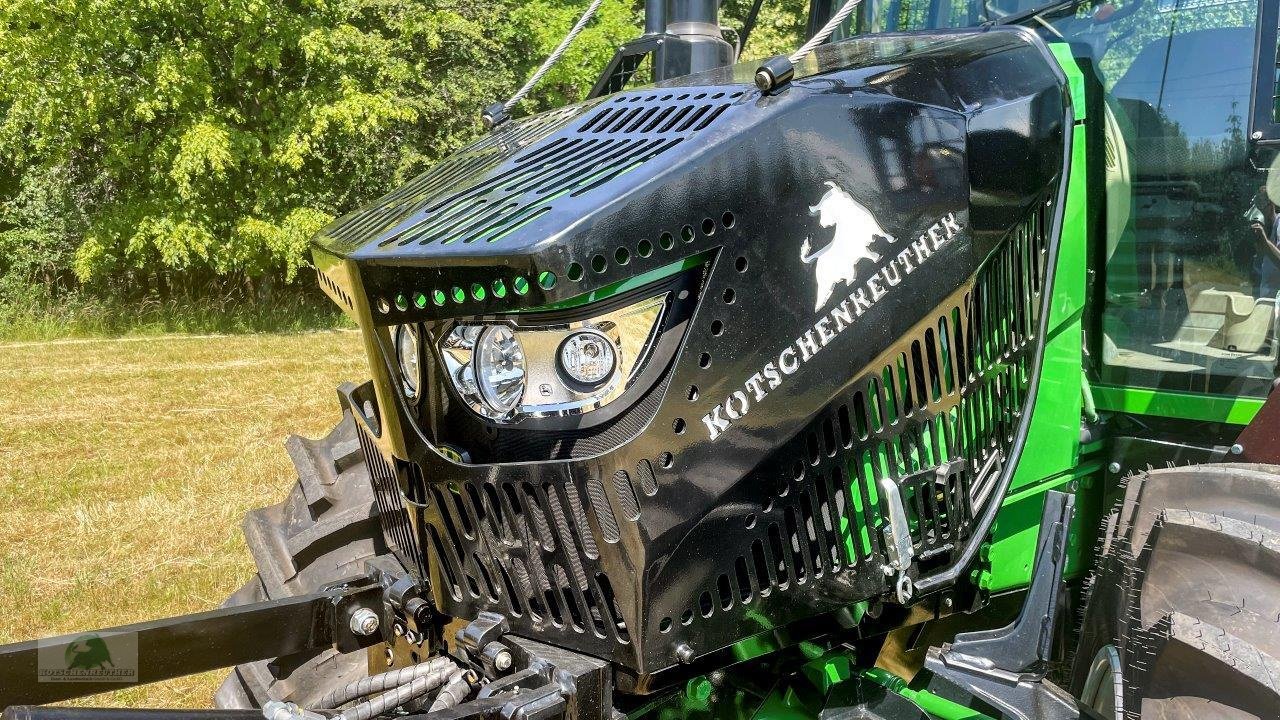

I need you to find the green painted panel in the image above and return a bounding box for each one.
[985,45,1094,591]
[1091,384,1262,425]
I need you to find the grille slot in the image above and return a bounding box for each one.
[357,427,428,579]
[654,199,1053,643]
[327,92,740,253]
[326,105,583,248]
[405,471,627,643]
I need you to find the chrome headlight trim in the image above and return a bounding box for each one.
[438,293,667,422]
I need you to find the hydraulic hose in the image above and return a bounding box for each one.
[317,657,457,710]
[427,669,477,713]
[334,674,445,720]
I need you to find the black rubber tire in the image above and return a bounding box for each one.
[214,406,389,707]
[1071,463,1280,719]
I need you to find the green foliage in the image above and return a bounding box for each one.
[0,0,530,299]
[0,0,813,326]
[722,0,808,60]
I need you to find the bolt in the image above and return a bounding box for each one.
[1231,443,1245,455]
[1254,131,1264,140]
[384,647,395,666]
[754,69,773,93]
[394,622,405,637]
[943,596,953,610]
[350,608,380,637]
[709,670,725,687]
[1108,461,1121,474]
[675,643,695,664]
[406,597,433,627]
[880,564,896,577]
[494,649,513,671]
[404,629,419,645]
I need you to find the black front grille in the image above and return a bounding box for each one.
[416,471,633,646]
[357,426,429,579]
[350,198,1054,672]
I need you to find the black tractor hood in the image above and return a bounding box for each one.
[326,25,1072,688]
[312,27,1067,326]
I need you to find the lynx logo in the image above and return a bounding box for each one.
[701,185,962,441]
[801,182,896,311]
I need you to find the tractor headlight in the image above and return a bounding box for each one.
[558,330,617,387]
[475,325,526,414]
[394,324,422,401]
[439,293,665,422]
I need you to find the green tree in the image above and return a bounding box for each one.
[0,0,812,303]
[0,0,533,298]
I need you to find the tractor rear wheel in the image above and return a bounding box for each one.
[214,405,387,707]
[1071,463,1280,719]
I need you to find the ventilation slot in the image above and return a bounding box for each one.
[356,428,428,580]
[612,470,641,521]
[586,473,621,543]
[634,459,659,496]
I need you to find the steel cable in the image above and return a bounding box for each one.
[504,0,605,112]
[788,0,863,64]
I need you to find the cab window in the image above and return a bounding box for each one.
[831,0,1277,396]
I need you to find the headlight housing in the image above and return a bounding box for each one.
[394,324,422,401]
[438,293,666,422]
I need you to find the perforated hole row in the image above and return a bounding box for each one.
[566,211,736,284]
[316,269,354,310]
[375,272,556,314]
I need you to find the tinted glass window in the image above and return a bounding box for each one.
[837,0,1276,396]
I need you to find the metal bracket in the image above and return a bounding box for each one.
[923,490,1085,720]
[878,476,916,604]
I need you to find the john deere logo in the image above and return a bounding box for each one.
[38,630,137,683]
[700,181,963,441]
[66,634,114,671]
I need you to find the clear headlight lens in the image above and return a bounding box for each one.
[475,325,526,413]
[439,293,665,421]
[394,324,421,401]
[558,330,617,387]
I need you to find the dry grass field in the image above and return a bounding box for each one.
[0,330,366,706]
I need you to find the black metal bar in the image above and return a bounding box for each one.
[0,582,382,707]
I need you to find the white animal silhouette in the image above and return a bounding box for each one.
[801,181,895,311]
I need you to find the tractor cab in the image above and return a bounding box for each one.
[818,0,1280,401]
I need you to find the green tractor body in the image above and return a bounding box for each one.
[4,1,1280,719]
[240,0,1280,716]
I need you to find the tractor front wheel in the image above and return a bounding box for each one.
[1071,463,1280,718]
[214,407,388,707]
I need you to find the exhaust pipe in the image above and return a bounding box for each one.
[652,0,734,80]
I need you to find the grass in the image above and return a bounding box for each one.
[0,329,367,706]
[0,289,352,341]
